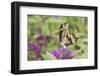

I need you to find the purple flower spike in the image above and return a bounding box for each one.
[66,50,75,59]
[36,34,51,42]
[36,35,45,41]
[28,43,41,56]
[32,44,41,53]
[52,49,60,59]
[51,47,75,59]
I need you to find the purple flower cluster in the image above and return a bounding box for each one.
[36,35,46,41]
[35,34,51,47]
[28,43,41,57]
[52,47,75,59]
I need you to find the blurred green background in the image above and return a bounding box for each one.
[28,15,88,60]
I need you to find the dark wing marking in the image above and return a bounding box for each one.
[59,23,63,42]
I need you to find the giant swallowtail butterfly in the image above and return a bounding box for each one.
[59,22,79,48]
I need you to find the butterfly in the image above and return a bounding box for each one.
[59,22,79,48]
